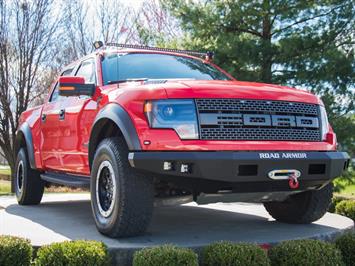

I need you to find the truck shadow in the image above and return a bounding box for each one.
[4,199,343,246]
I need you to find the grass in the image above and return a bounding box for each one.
[0,165,87,194]
[335,179,355,198]
[0,168,11,175]
[45,186,87,193]
[0,166,86,194]
[339,184,355,196]
[0,166,11,180]
[0,179,86,195]
[0,180,11,195]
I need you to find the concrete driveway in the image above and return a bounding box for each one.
[0,193,353,265]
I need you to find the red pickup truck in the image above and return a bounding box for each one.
[15,43,349,238]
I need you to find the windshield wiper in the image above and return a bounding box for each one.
[107,78,148,85]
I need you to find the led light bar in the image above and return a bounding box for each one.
[105,42,213,59]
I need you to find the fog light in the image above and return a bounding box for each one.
[181,164,191,173]
[163,161,173,171]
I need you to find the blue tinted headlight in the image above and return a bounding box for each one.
[145,99,199,139]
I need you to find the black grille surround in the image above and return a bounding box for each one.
[195,99,322,141]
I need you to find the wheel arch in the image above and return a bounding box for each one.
[15,123,36,169]
[88,103,141,169]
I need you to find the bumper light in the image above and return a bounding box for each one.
[163,161,173,171]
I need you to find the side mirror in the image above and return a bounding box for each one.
[58,76,95,97]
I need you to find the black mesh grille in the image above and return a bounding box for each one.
[196,99,321,141]
[200,128,321,141]
[196,99,318,115]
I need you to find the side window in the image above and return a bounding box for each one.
[75,59,96,84]
[50,68,74,102]
[62,69,74,76]
[50,84,60,102]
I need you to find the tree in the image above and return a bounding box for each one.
[163,0,355,154]
[58,0,93,64]
[56,0,137,65]
[96,0,136,44]
[0,0,59,189]
[135,0,182,46]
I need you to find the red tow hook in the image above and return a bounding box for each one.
[288,174,299,189]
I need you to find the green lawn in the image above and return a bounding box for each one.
[336,183,355,198]
[0,166,11,176]
[0,179,86,195]
[0,166,12,195]
[334,172,355,198]
[0,180,11,195]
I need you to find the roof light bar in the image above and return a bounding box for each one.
[105,42,213,59]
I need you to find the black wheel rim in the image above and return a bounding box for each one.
[17,161,24,192]
[96,160,116,217]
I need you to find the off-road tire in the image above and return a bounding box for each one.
[91,137,154,238]
[15,148,44,205]
[263,183,333,224]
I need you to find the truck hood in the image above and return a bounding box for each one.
[162,80,321,105]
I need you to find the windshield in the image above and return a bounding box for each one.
[101,53,231,85]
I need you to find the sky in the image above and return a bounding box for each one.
[84,0,146,10]
[128,0,145,9]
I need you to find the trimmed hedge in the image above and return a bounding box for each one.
[34,240,110,266]
[335,232,355,266]
[335,200,355,220]
[133,245,198,266]
[0,235,32,266]
[202,241,270,266]
[268,239,343,266]
[328,196,345,213]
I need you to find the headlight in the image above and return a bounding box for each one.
[320,105,329,140]
[144,99,199,139]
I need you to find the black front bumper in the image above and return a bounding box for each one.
[129,151,349,185]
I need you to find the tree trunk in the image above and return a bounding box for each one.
[261,0,272,83]
[10,160,15,193]
[0,1,59,193]
[1,143,15,192]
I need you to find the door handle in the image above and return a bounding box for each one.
[41,113,47,122]
[59,109,65,120]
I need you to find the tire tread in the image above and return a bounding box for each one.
[264,183,333,224]
[91,137,154,237]
[16,148,44,205]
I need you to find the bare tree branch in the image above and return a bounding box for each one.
[0,0,59,177]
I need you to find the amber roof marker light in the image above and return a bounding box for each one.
[93,41,104,50]
[205,51,214,62]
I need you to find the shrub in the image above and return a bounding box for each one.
[0,235,32,266]
[328,196,345,213]
[335,200,355,220]
[34,240,110,266]
[202,241,270,266]
[133,245,198,266]
[335,232,355,266]
[268,239,343,266]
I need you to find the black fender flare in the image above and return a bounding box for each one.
[89,103,142,168]
[15,122,36,169]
